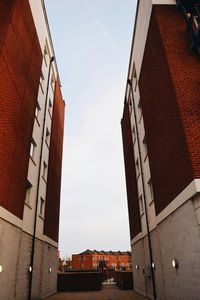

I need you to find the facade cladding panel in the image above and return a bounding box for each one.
[44,80,65,242]
[0,0,42,218]
[139,6,194,215]
[121,102,141,239]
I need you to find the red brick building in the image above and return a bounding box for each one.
[72,250,132,271]
[121,1,200,299]
[0,1,65,299]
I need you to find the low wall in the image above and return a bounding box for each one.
[57,272,102,292]
[115,271,133,290]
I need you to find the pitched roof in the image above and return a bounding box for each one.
[78,249,131,256]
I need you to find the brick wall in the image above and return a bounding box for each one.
[0,0,42,219]
[155,6,200,179]
[121,102,141,239]
[44,80,65,242]
[139,6,194,215]
[72,252,131,270]
[72,254,93,270]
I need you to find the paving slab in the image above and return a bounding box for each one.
[45,285,149,300]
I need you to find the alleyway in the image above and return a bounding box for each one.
[46,285,149,300]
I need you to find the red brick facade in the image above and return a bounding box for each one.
[44,80,65,242]
[155,5,200,179]
[0,0,42,218]
[139,5,196,215]
[121,102,141,239]
[72,250,132,271]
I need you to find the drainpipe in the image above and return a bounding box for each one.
[127,79,156,300]
[28,56,54,300]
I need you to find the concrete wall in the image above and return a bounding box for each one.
[0,218,57,300]
[132,196,200,299]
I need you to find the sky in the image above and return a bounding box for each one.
[45,0,137,258]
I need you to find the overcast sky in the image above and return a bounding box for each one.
[45,0,137,258]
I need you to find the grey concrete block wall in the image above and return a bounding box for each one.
[132,197,200,300]
[158,216,180,300]
[32,239,43,299]
[170,201,200,300]
[41,242,57,299]
[150,229,165,300]
[0,219,21,300]
[16,233,32,300]
[0,218,58,300]
[132,239,146,296]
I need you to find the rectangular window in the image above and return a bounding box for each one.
[133,65,137,92]
[139,194,144,215]
[143,136,148,160]
[138,100,142,123]
[35,101,40,121]
[132,125,136,143]
[40,70,45,81]
[39,197,45,217]
[148,179,154,203]
[40,70,45,94]
[42,161,47,181]
[136,159,140,178]
[30,139,36,161]
[48,98,53,117]
[43,45,48,66]
[51,73,55,91]
[128,94,133,114]
[25,180,32,205]
[45,128,50,147]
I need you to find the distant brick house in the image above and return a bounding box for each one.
[72,249,132,271]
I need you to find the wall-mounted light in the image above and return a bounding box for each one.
[172,259,179,269]
[152,262,155,269]
[49,267,52,273]
[135,265,139,270]
[0,265,3,273]
[28,266,32,273]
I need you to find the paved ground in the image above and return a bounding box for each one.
[46,285,149,300]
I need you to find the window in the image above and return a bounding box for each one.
[148,179,154,202]
[40,71,45,94]
[132,62,138,92]
[45,128,50,147]
[132,125,136,143]
[136,159,140,178]
[43,45,48,66]
[30,139,36,161]
[133,66,137,91]
[138,100,142,123]
[39,197,45,217]
[40,70,45,81]
[51,74,55,91]
[139,194,144,215]
[48,98,53,116]
[143,136,148,160]
[25,180,32,205]
[129,94,133,114]
[35,101,40,121]
[42,161,47,181]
